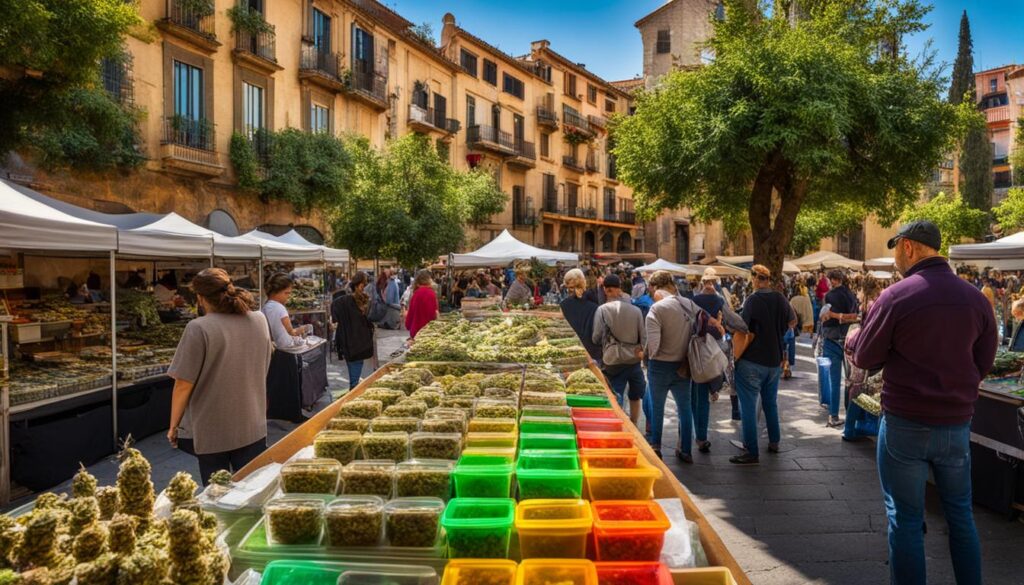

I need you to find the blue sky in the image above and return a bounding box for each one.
[387,0,1024,82]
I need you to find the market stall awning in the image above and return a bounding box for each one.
[863,257,895,270]
[868,270,894,280]
[0,180,118,252]
[451,229,579,267]
[790,250,863,270]
[948,234,1024,270]
[634,258,702,276]
[273,229,349,264]
[718,260,801,275]
[240,230,325,262]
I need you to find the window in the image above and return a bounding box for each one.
[605,98,615,113]
[540,132,549,158]
[483,59,497,85]
[587,84,597,104]
[242,82,264,136]
[564,73,577,98]
[656,29,671,54]
[312,8,331,52]
[466,95,476,126]
[534,61,552,83]
[433,94,447,128]
[353,26,374,75]
[989,78,998,93]
[460,49,478,76]
[311,103,330,133]
[566,182,579,209]
[412,81,429,109]
[502,73,524,99]
[173,60,203,120]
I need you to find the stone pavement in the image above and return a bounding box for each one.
[654,338,1022,584]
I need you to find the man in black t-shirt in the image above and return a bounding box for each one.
[730,264,797,465]
[820,270,859,427]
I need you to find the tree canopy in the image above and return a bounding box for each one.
[992,187,1024,235]
[900,192,987,254]
[948,10,992,212]
[612,0,967,276]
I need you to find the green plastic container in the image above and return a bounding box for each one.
[259,560,438,585]
[516,449,583,499]
[453,460,515,498]
[518,432,578,452]
[519,405,572,419]
[518,416,575,436]
[566,394,611,408]
[441,498,515,559]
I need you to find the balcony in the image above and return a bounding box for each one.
[408,104,460,135]
[585,152,600,173]
[987,105,1010,125]
[562,155,585,173]
[562,110,594,136]
[509,140,536,169]
[299,45,346,92]
[158,0,219,52]
[537,106,559,129]
[588,114,608,130]
[544,206,598,220]
[603,211,636,225]
[160,116,223,176]
[468,125,516,156]
[607,155,618,181]
[347,68,389,110]
[234,24,281,73]
[993,155,1010,167]
[513,199,538,228]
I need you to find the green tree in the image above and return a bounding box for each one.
[900,192,987,254]
[947,10,974,105]
[948,11,993,212]
[612,0,963,277]
[789,203,868,256]
[1011,118,1024,187]
[992,187,1024,234]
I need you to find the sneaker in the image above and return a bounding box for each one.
[675,450,693,464]
[729,453,759,465]
[767,443,780,453]
[697,440,711,453]
[841,435,868,443]
[827,416,844,428]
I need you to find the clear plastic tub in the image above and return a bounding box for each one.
[327,417,372,433]
[370,417,422,434]
[360,432,410,462]
[482,387,520,403]
[593,562,673,585]
[519,416,575,436]
[384,497,445,548]
[360,388,407,408]
[420,417,467,435]
[280,459,343,495]
[342,461,396,498]
[324,496,384,547]
[384,400,428,419]
[467,417,517,434]
[409,388,443,408]
[440,396,476,411]
[441,559,517,585]
[576,431,634,450]
[572,417,625,433]
[518,433,577,452]
[519,405,572,419]
[410,432,463,460]
[473,399,519,419]
[577,447,640,469]
[394,459,455,500]
[314,431,363,466]
[339,399,384,419]
[514,499,592,559]
[453,459,515,498]
[590,501,671,562]
[465,431,518,449]
[426,406,469,423]
[441,497,516,559]
[582,458,661,500]
[515,559,598,585]
[264,496,324,545]
[520,391,567,407]
[516,450,583,500]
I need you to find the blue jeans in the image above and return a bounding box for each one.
[647,360,692,453]
[842,400,868,439]
[877,413,981,585]
[734,359,781,457]
[691,381,712,442]
[783,329,796,367]
[347,360,365,390]
[822,339,845,417]
[604,362,646,404]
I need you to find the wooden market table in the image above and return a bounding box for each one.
[971,384,1024,517]
[236,361,752,585]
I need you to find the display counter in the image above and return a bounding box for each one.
[266,338,329,423]
[972,382,1024,517]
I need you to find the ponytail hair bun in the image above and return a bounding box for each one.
[193,268,257,315]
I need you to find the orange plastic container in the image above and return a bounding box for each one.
[594,562,673,585]
[514,499,592,559]
[577,447,640,469]
[577,431,634,450]
[516,559,598,585]
[582,458,661,500]
[442,559,518,585]
[570,407,620,420]
[572,417,626,433]
[590,501,670,562]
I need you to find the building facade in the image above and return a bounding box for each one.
[975,64,1022,203]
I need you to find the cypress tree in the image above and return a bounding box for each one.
[950,11,993,212]
[948,11,974,105]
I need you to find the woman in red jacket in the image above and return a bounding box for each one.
[405,269,439,339]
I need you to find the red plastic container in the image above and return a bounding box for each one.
[578,448,640,469]
[590,501,670,562]
[573,417,626,433]
[577,431,634,450]
[594,562,673,585]
[571,407,620,420]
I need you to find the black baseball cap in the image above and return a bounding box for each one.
[887,220,941,251]
[603,274,622,289]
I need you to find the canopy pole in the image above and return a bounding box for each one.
[110,251,118,448]
[258,248,264,305]
[1,320,10,505]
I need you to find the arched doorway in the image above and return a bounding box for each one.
[206,209,239,236]
[600,231,613,253]
[617,232,633,253]
[584,231,595,254]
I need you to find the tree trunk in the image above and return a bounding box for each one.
[748,155,807,282]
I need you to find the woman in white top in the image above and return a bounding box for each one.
[262,273,305,348]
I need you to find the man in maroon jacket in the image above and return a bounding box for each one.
[848,221,996,585]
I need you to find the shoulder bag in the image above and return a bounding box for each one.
[601,309,641,366]
[676,296,729,383]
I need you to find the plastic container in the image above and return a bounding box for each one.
[327,417,372,433]
[360,432,410,462]
[259,560,438,585]
[473,399,519,419]
[280,459,342,495]
[341,461,396,498]
[519,405,572,419]
[566,394,611,408]
[324,496,384,547]
[410,432,463,460]
[370,417,422,434]
[458,450,516,466]
[520,391,567,407]
[590,501,671,562]
[337,567,439,585]
[514,499,592,559]
[441,559,517,585]
[593,562,673,585]
[453,459,515,498]
[515,559,598,585]
[577,431,634,450]
[518,433,577,452]
[572,417,626,433]
[582,458,661,500]
[465,431,518,450]
[384,497,445,548]
[440,396,476,410]
[264,496,324,545]
[313,431,362,466]
[409,388,443,408]
[384,400,428,419]
[394,459,455,500]
[571,407,619,420]
[519,416,575,436]
[441,497,516,559]
[360,388,406,408]
[339,399,384,419]
[482,387,520,403]
[426,406,469,423]
[577,448,640,469]
[516,450,583,499]
[816,357,832,407]
[667,567,738,585]
[467,417,517,434]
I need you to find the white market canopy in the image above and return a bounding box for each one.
[949,231,1024,270]
[864,257,895,270]
[240,230,327,263]
[868,270,894,280]
[0,179,117,252]
[451,229,579,267]
[634,258,702,276]
[273,229,349,264]
[791,251,863,270]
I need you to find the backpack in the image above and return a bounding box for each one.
[676,296,729,383]
[367,285,386,323]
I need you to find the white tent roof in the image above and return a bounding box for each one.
[995,231,1024,244]
[718,260,801,275]
[634,258,702,276]
[451,229,579,267]
[864,257,895,270]
[275,229,349,264]
[0,180,118,252]
[868,270,894,280]
[948,233,1024,270]
[240,230,325,262]
[791,251,863,270]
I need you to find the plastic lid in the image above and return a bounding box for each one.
[282,458,343,471]
[396,459,456,472]
[581,456,661,479]
[344,460,397,471]
[426,407,469,421]
[459,447,516,463]
[264,494,327,514]
[337,566,438,585]
[467,418,517,432]
[590,501,671,532]
[517,449,579,471]
[576,431,634,447]
[593,562,673,585]
[465,432,518,448]
[442,559,517,585]
[441,497,515,527]
[384,496,445,514]
[577,447,640,468]
[370,417,422,430]
[518,433,578,450]
[325,495,384,515]
[515,499,592,530]
[515,559,597,585]
[570,407,619,419]
[519,405,572,418]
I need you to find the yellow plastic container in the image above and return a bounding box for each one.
[442,559,518,585]
[516,559,597,585]
[582,458,662,500]
[669,567,738,585]
[465,431,518,449]
[514,499,592,559]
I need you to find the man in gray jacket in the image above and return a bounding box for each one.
[592,274,646,424]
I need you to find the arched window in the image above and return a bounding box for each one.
[206,209,239,236]
[617,232,633,253]
[600,232,613,253]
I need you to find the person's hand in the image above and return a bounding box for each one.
[635,347,644,360]
[710,392,720,403]
[167,427,178,448]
